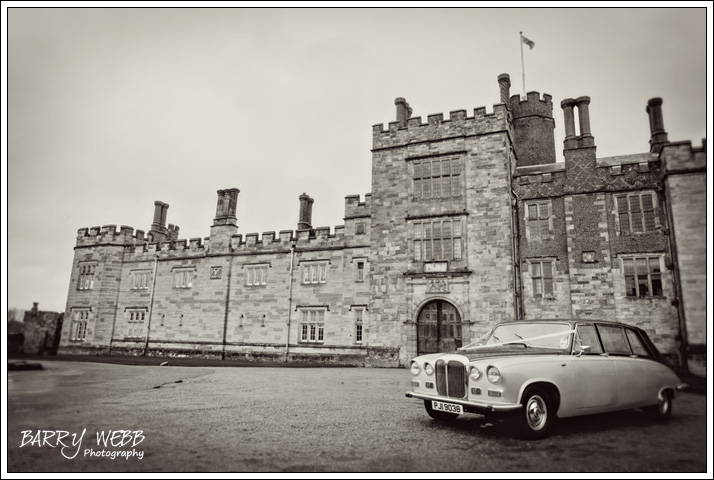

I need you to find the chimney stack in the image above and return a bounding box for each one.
[395,97,411,127]
[213,189,240,226]
[498,73,511,107]
[561,97,595,149]
[32,302,38,316]
[150,201,170,241]
[561,98,577,149]
[298,193,314,230]
[151,201,165,232]
[209,188,240,252]
[575,96,594,147]
[646,97,669,153]
[160,203,168,230]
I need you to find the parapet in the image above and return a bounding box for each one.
[509,92,553,119]
[372,104,509,151]
[76,224,144,247]
[229,230,293,251]
[513,163,565,187]
[344,193,372,219]
[596,152,657,168]
[228,226,349,253]
[660,140,707,173]
[122,235,207,261]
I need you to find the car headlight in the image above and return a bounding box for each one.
[487,366,501,384]
[470,366,482,381]
[410,362,421,376]
[424,363,434,375]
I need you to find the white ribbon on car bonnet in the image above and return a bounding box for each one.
[458,328,576,351]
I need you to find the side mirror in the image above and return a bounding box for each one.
[576,345,591,357]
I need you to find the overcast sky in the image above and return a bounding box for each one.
[4,6,710,312]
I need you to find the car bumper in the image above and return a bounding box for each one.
[405,391,523,414]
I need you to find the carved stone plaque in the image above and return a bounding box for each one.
[427,277,448,293]
[210,266,222,279]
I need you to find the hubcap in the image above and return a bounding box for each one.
[526,395,547,430]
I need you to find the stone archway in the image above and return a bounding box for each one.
[417,299,462,355]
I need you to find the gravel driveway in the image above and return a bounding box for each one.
[6,360,708,473]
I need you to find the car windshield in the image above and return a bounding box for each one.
[485,322,573,349]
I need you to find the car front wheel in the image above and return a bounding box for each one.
[644,391,672,422]
[424,400,459,423]
[517,386,554,439]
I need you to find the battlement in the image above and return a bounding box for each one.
[513,163,566,194]
[76,224,146,247]
[228,225,354,253]
[372,103,507,134]
[344,193,372,219]
[514,163,566,177]
[121,236,208,260]
[597,152,658,168]
[660,140,707,172]
[372,104,508,150]
[509,91,553,119]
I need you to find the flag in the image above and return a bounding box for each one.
[522,35,535,50]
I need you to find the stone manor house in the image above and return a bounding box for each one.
[59,73,707,372]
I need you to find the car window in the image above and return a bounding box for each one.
[574,324,603,354]
[625,328,651,357]
[597,325,631,355]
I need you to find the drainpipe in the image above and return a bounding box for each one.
[108,249,126,354]
[662,183,689,374]
[285,242,296,362]
[143,254,159,356]
[221,254,235,360]
[510,189,524,319]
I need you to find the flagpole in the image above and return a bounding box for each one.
[520,31,525,98]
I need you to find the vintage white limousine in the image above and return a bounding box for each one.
[406,319,687,439]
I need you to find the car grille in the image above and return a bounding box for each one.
[435,359,467,398]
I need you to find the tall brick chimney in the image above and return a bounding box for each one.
[562,96,598,190]
[498,73,511,107]
[647,97,669,153]
[395,97,411,127]
[575,96,594,148]
[561,98,577,149]
[297,193,314,231]
[149,201,170,241]
[209,188,240,252]
[561,97,595,149]
[213,189,240,227]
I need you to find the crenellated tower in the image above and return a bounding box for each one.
[503,73,556,168]
[370,77,517,364]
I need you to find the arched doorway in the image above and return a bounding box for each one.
[417,300,462,354]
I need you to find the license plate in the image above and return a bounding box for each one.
[432,400,463,414]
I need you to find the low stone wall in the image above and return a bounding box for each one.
[57,343,403,367]
[58,345,111,355]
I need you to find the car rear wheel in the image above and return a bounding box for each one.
[644,391,672,422]
[424,400,459,423]
[517,386,554,439]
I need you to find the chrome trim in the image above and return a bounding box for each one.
[435,358,468,398]
[405,391,522,412]
[676,383,689,391]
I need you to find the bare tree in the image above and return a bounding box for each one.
[7,308,25,325]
